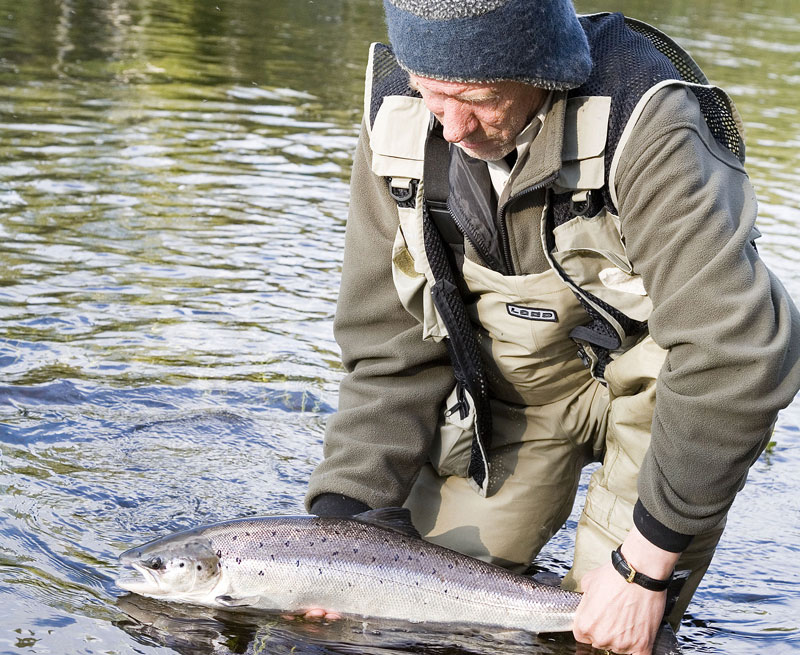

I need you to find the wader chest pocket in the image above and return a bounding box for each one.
[430,385,476,478]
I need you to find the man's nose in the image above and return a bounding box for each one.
[440,100,478,144]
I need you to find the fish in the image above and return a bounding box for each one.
[117,507,682,652]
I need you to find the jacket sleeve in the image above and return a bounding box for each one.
[614,85,800,541]
[305,119,454,512]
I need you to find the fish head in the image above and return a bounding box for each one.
[117,534,221,599]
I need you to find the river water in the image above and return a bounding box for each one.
[0,1,798,654]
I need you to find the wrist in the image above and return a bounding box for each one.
[612,546,671,591]
[620,524,681,581]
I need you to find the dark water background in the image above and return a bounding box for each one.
[1,1,798,653]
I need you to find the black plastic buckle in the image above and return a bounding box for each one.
[569,190,594,218]
[388,178,415,203]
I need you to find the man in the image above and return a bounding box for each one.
[305,1,800,653]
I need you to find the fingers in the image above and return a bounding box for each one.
[302,608,342,621]
[572,563,662,655]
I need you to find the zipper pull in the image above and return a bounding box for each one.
[444,384,470,420]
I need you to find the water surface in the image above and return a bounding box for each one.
[1,1,799,653]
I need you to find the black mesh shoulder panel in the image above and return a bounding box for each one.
[574,13,744,180]
[574,14,686,190]
[368,44,420,130]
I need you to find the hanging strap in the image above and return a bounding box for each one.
[421,123,493,493]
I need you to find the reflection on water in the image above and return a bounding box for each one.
[1,1,798,654]
[114,594,578,655]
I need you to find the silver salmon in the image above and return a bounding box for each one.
[117,508,579,633]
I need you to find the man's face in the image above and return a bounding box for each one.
[409,74,547,161]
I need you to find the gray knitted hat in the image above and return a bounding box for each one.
[383,0,592,90]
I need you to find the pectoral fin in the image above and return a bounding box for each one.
[215,594,259,607]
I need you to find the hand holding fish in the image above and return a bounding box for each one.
[300,608,342,621]
[116,510,682,653]
[572,526,678,655]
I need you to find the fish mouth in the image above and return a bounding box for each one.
[116,561,159,594]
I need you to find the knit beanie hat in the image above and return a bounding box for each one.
[383,0,592,90]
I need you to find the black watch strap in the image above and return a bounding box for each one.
[611,546,671,592]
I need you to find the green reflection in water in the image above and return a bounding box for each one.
[0,2,799,654]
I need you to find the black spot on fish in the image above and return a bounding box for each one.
[259,542,263,548]
[285,541,290,547]
[448,564,453,569]
[371,556,376,562]
[321,537,327,543]
[179,563,185,568]
[259,571,264,576]
[197,565,203,571]
[408,556,413,561]
[270,554,275,561]
[353,548,358,554]
[296,560,300,567]
[216,550,222,558]
[332,551,339,556]
[309,541,314,547]
[318,568,322,575]
[394,554,399,561]
[235,558,242,564]
[232,536,237,541]
[245,532,250,536]
[271,531,276,536]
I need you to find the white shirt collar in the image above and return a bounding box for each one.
[486,91,553,197]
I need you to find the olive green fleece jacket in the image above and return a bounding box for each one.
[306,84,800,539]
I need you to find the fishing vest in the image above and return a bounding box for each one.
[364,12,745,495]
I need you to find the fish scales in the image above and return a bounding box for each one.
[118,510,579,633]
[210,517,577,630]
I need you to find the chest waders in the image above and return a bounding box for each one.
[367,13,745,623]
[369,12,745,497]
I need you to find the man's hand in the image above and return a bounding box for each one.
[572,526,680,654]
[280,608,342,622]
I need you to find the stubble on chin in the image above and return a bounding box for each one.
[456,140,515,162]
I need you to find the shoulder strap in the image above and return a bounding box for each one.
[423,123,464,248]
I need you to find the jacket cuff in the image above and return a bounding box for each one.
[633,499,694,553]
[309,493,371,517]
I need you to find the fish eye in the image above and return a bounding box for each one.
[146,557,163,570]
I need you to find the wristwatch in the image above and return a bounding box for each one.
[611,546,671,591]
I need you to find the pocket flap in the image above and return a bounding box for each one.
[562,95,612,162]
[372,96,429,158]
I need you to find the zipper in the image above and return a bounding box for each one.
[496,172,559,275]
[445,202,505,274]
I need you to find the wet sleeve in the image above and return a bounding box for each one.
[305,120,454,512]
[614,86,800,540]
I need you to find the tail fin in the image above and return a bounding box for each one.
[652,622,682,655]
[664,569,690,618]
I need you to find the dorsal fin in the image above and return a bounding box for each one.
[352,507,422,540]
